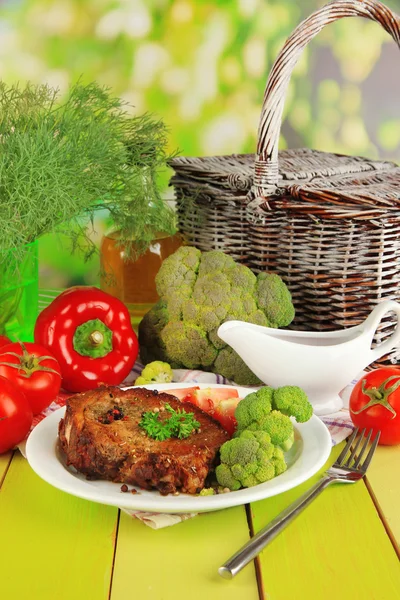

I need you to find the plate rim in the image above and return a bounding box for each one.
[25,383,332,513]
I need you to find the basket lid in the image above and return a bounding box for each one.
[169,148,397,193]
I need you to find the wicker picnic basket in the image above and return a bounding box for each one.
[170,0,400,365]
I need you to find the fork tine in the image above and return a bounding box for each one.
[345,427,366,467]
[360,430,381,473]
[335,427,359,466]
[353,428,372,469]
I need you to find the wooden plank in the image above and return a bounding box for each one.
[0,453,118,600]
[111,507,260,600]
[250,445,400,600]
[365,444,400,551]
[0,450,13,488]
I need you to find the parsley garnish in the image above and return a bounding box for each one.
[139,403,200,441]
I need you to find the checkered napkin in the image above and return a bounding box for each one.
[20,362,360,530]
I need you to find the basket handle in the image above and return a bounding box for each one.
[254,0,400,196]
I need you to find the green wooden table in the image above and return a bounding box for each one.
[0,443,399,600]
[0,291,399,599]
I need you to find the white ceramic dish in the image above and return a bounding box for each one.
[26,383,331,514]
[218,300,400,415]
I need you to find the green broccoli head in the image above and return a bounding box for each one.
[213,347,261,385]
[138,247,295,385]
[256,410,295,452]
[271,446,287,476]
[155,247,201,320]
[135,361,173,385]
[198,250,236,276]
[234,387,274,432]
[155,246,201,298]
[161,321,218,369]
[138,301,175,365]
[226,264,257,297]
[272,386,313,423]
[216,429,286,490]
[182,272,231,332]
[256,272,295,328]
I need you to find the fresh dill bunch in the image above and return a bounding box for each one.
[0,80,177,268]
[139,403,200,441]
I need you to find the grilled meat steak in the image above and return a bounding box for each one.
[58,386,230,495]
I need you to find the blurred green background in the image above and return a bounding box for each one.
[0,0,399,287]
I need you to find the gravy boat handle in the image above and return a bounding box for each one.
[362,300,400,364]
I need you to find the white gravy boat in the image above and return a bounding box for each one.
[217,300,400,415]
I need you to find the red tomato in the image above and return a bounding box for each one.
[166,387,200,402]
[349,367,400,445]
[0,376,33,453]
[0,335,11,348]
[171,386,240,435]
[212,398,240,436]
[189,388,239,413]
[0,342,62,415]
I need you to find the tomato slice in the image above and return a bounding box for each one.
[191,387,239,413]
[160,386,240,435]
[164,386,200,402]
[168,387,240,434]
[212,398,240,436]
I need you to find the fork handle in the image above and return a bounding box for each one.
[219,476,334,579]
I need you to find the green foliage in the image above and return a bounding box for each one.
[0,0,396,285]
[139,402,200,441]
[0,80,176,269]
[138,247,295,384]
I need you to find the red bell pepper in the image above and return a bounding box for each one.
[34,287,138,392]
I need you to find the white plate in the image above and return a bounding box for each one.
[26,383,332,513]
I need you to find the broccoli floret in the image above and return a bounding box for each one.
[135,361,173,385]
[155,246,201,299]
[208,327,227,350]
[161,321,218,369]
[198,250,236,276]
[234,388,295,451]
[213,347,261,386]
[215,429,285,491]
[256,272,295,328]
[226,264,257,296]
[182,272,231,332]
[272,386,313,423]
[271,446,287,476]
[138,247,295,385]
[256,410,295,452]
[138,301,176,366]
[199,488,215,496]
[234,387,274,432]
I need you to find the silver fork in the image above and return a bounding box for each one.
[218,427,380,579]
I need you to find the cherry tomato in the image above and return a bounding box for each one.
[0,376,33,453]
[349,367,400,445]
[0,342,62,415]
[0,335,11,347]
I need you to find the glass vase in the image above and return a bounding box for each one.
[0,241,39,341]
[100,231,182,330]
